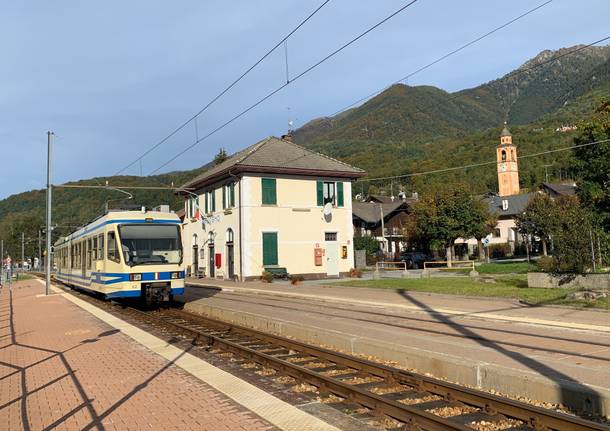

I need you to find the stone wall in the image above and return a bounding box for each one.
[527,272,610,289]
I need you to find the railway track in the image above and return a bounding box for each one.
[49,280,607,431]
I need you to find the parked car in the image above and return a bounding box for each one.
[399,251,430,269]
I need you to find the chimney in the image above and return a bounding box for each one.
[281,133,293,142]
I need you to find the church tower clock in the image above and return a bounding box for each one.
[496,123,520,196]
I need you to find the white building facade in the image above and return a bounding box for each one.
[179,136,365,280]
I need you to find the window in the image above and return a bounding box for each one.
[262,232,278,266]
[226,228,234,243]
[501,150,507,161]
[92,236,98,260]
[98,234,104,261]
[107,231,120,262]
[317,180,343,206]
[325,232,337,241]
[118,224,182,266]
[323,182,335,205]
[87,238,92,269]
[205,190,216,213]
[493,228,501,238]
[261,178,276,205]
[223,182,236,209]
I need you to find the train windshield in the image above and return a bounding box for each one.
[118,224,182,266]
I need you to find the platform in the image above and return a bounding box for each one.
[0,279,339,431]
[183,278,610,417]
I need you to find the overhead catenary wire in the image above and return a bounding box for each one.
[359,138,610,183]
[329,0,554,117]
[148,0,420,176]
[328,35,610,137]
[114,0,332,176]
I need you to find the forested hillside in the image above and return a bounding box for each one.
[1,45,608,260]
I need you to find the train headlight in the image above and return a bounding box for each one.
[130,273,142,281]
[170,272,180,279]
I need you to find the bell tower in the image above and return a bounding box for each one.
[496,123,519,196]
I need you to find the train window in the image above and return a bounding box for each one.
[92,237,98,260]
[98,234,104,260]
[107,232,120,263]
[87,239,92,269]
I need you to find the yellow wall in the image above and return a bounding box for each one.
[182,173,355,280]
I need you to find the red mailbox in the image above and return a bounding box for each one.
[215,253,222,268]
[314,247,324,266]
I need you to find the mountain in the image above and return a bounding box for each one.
[294,45,610,179]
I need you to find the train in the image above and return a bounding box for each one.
[53,207,185,305]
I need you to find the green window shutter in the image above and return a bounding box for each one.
[211,189,216,211]
[205,192,209,213]
[337,182,344,207]
[261,178,277,205]
[230,182,235,207]
[222,185,226,209]
[262,232,278,266]
[316,180,324,206]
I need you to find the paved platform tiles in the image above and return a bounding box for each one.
[184,278,610,417]
[0,280,339,431]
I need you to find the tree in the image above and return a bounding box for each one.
[353,235,379,256]
[573,100,610,230]
[464,199,497,261]
[213,148,229,165]
[515,194,557,256]
[549,196,596,273]
[410,185,491,266]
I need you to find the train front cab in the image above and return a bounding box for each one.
[102,221,185,305]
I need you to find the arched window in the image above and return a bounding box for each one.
[192,234,198,247]
[226,228,234,244]
[208,231,215,245]
[501,150,506,161]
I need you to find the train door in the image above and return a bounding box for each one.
[81,240,86,279]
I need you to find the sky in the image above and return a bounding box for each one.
[0,0,609,199]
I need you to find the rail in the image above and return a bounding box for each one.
[45,276,609,431]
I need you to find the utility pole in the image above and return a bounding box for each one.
[379,204,385,258]
[45,131,54,295]
[21,232,24,271]
[38,229,42,270]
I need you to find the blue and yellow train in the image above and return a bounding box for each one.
[54,208,185,305]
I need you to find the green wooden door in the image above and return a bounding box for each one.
[262,232,278,266]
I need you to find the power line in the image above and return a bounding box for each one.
[329,0,554,117]
[114,0,332,176]
[148,0,420,175]
[360,138,610,183]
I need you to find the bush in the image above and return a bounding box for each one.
[260,271,273,283]
[536,256,554,273]
[488,243,512,259]
[348,268,363,278]
[354,235,379,255]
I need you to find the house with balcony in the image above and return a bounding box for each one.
[352,194,416,259]
[178,136,366,280]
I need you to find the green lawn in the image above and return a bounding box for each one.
[334,276,610,310]
[476,262,536,274]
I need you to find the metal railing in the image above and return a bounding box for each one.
[423,260,475,271]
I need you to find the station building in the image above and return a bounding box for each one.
[178,136,366,281]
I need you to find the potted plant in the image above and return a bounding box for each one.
[290,275,304,286]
